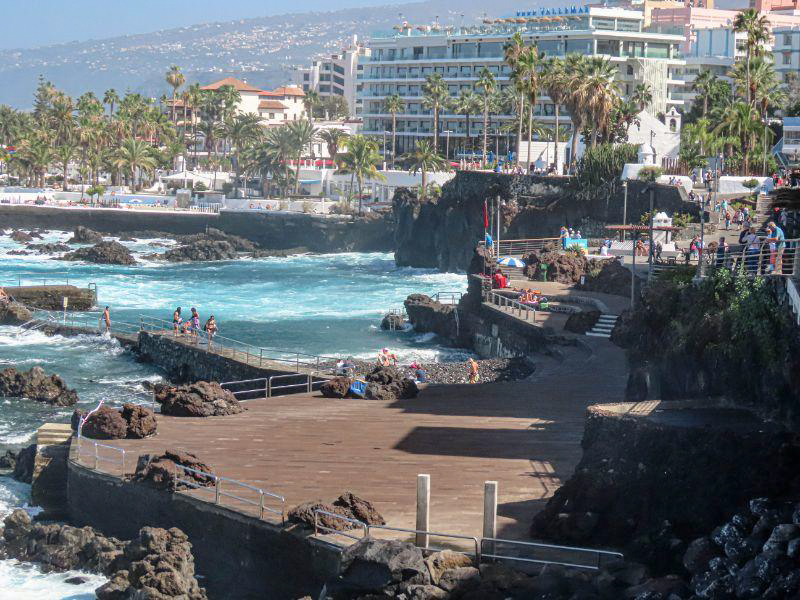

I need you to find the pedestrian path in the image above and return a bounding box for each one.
[586,314,619,339]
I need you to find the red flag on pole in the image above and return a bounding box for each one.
[483,200,489,229]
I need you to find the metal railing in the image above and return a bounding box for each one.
[28,307,140,336]
[2,271,76,287]
[311,509,620,571]
[75,436,127,474]
[480,537,623,571]
[433,291,463,305]
[220,373,326,399]
[173,464,285,522]
[486,291,536,322]
[705,238,799,278]
[139,315,339,372]
[479,237,560,257]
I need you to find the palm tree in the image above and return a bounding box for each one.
[318,128,349,167]
[516,45,541,169]
[714,101,760,174]
[19,139,53,187]
[187,83,203,167]
[287,119,317,193]
[401,140,449,201]
[338,134,384,214]
[165,66,185,123]
[733,9,770,106]
[303,90,321,121]
[476,68,496,166]
[261,125,296,196]
[583,57,619,147]
[541,58,568,173]
[564,54,588,173]
[451,90,481,159]
[422,74,448,153]
[631,83,653,113]
[113,137,156,191]
[504,32,526,166]
[55,139,79,191]
[383,94,406,168]
[692,71,717,117]
[103,89,119,119]
[224,113,263,197]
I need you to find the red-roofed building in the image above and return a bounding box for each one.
[201,77,307,123]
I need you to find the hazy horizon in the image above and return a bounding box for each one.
[0,0,412,50]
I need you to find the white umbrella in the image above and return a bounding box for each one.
[497,256,526,268]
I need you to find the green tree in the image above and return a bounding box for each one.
[318,128,349,167]
[303,89,320,121]
[165,66,185,123]
[113,137,156,191]
[503,32,526,166]
[287,119,318,193]
[631,83,653,113]
[225,113,263,197]
[451,89,481,158]
[401,140,449,201]
[422,74,448,154]
[383,94,406,168]
[541,58,568,173]
[733,9,770,106]
[335,134,384,214]
[55,139,79,191]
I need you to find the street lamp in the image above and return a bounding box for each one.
[622,180,628,241]
[443,130,453,161]
[650,130,656,166]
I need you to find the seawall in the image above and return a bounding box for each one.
[5,285,96,311]
[67,457,341,599]
[0,205,393,253]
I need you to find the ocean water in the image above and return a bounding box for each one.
[0,228,467,597]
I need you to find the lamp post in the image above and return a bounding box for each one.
[622,180,629,241]
[444,130,453,161]
[383,131,390,169]
[650,130,656,166]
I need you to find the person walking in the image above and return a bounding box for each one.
[204,315,218,349]
[766,221,786,273]
[189,307,200,344]
[468,358,480,384]
[101,306,111,334]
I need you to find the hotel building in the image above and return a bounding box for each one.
[359,6,686,163]
[292,36,371,118]
[773,26,800,83]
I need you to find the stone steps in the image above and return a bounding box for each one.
[586,314,618,339]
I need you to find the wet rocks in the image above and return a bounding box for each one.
[288,492,386,531]
[66,226,104,244]
[404,294,459,341]
[61,241,136,265]
[178,228,257,252]
[0,510,207,599]
[380,313,406,331]
[71,403,157,440]
[131,450,214,491]
[162,239,239,262]
[10,230,33,243]
[0,300,32,325]
[0,367,78,406]
[0,450,16,471]
[364,366,418,401]
[154,381,244,417]
[25,242,71,254]
[12,444,35,483]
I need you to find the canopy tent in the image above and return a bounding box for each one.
[160,171,216,184]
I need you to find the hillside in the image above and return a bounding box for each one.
[0,0,528,108]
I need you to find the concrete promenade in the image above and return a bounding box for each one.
[86,336,627,544]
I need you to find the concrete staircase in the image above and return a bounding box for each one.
[586,314,619,339]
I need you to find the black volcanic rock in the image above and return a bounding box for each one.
[0,367,78,406]
[61,241,136,265]
[66,226,104,244]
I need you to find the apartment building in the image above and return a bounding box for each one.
[773,27,800,83]
[292,35,370,117]
[201,77,306,125]
[360,6,685,162]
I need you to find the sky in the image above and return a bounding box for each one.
[0,0,395,50]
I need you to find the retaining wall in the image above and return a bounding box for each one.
[67,459,341,599]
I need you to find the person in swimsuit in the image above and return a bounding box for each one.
[468,358,480,384]
[173,307,182,336]
[204,315,217,349]
[189,307,200,343]
[102,306,111,334]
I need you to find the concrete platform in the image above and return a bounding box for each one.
[93,337,628,544]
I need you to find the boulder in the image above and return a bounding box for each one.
[523,248,588,284]
[564,309,601,335]
[0,301,32,325]
[10,230,33,243]
[66,226,104,244]
[438,566,481,592]
[380,313,406,331]
[177,228,257,252]
[154,381,244,417]
[0,367,78,406]
[61,241,136,265]
[288,492,385,531]
[683,537,721,575]
[404,294,459,341]
[121,403,157,439]
[425,550,474,584]
[12,444,35,483]
[0,449,17,470]
[162,240,239,262]
[363,366,419,401]
[72,403,157,440]
[0,510,207,599]
[320,377,351,399]
[336,537,430,593]
[580,258,633,297]
[131,450,214,491]
[467,243,498,277]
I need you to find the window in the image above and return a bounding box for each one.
[320,85,330,92]
[333,64,345,75]
[785,34,793,46]
[646,43,669,59]
[626,65,634,76]
[623,41,644,57]
[413,46,424,59]
[269,113,275,119]
[565,39,591,54]
[785,130,800,143]
[452,42,477,58]
[596,39,620,56]
[592,18,615,30]
[427,46,446,59]
[477,42,502,57]
[784,52,792,65]
[320,74,331,81]
[537,40,563,56]
[303,73,309,81]
[333,75,345,86]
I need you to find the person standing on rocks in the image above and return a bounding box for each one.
[101,306,111,334]
[468,358,480,384]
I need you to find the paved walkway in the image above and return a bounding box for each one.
[86,337,628,544]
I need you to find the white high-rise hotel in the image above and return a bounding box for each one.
[359,6,686,162]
